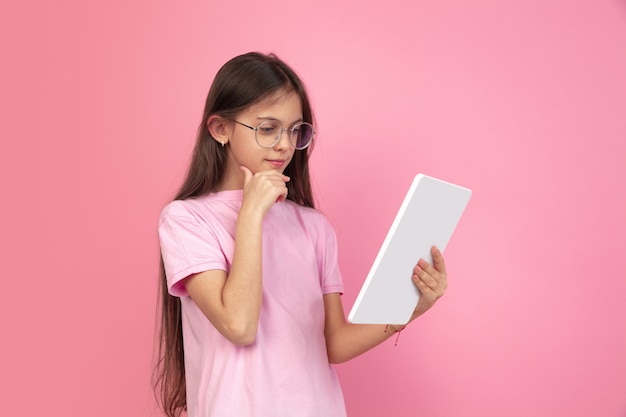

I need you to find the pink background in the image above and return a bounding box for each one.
[2,0,625,416]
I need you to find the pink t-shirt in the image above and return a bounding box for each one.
[159,190,346,417]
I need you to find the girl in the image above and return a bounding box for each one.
[154,52,448,417]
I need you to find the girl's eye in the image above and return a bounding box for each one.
[258,122,280,136]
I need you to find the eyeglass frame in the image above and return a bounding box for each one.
[231,119,315,150]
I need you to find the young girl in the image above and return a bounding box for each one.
[154,52,448,417]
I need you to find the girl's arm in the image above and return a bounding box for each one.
[324,246,448,363]
[184,167,289,346]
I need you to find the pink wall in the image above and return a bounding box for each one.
[2,1,625,416]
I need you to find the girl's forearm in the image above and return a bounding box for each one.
[326,322,405,364]
[220,210,264,344]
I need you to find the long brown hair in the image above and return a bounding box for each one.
[153,52,316,417]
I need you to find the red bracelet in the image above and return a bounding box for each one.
[384,324,406,347]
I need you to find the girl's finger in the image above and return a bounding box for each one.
[413,265,437,288]
[240,165,254,187]
[417,259,439,281]
[413,273,431,292]
[431,246,447,276]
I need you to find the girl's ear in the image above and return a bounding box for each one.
[207,116,230,146]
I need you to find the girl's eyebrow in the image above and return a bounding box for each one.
[256,116,304,124]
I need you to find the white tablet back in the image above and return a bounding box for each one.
[348,174,471,324]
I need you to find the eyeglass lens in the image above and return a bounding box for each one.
[256,121,314,150]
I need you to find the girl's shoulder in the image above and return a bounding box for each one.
[284,199,322,218]
[160,197,204,219]
[283,201,337,233]
[160,191,242,222]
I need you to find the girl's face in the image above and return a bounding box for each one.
[221,90,303,190]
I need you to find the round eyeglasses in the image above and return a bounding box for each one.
[232,120,315,150]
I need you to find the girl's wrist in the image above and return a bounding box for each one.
[385,324,406,333]
[384,324,406,347]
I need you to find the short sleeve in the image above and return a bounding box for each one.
[319,215,344,295]
[158,201,228,297]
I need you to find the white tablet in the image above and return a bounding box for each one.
[348,174,472,324]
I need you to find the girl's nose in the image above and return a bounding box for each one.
[273,128,293,150]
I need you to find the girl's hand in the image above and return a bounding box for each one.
[409,246,448,320]
[240,166,290,218]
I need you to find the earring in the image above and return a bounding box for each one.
[221,141,225,147]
